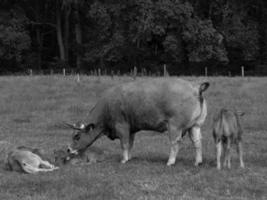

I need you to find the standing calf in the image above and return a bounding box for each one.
[213,109,245,170]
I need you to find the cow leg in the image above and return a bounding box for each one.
[128,133,135,160]
[237,141,245,168]
[116,123,131,164]
[167,123,182,166]
[120,141,130,164]
[189,126,203,166]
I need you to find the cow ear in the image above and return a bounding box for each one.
[237,111,245,116]
[85,123,95,133]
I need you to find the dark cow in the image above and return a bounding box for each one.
[213,109,245,170]
[67,78,209,166]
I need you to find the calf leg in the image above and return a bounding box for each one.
[224,139,231,169]
[22,162,57,174]
[39,160,56,169]
[189,126,203,166]
[167,123,182,166]
[237,141,245,168]
[222,143,228,167]
[216,141,222,170]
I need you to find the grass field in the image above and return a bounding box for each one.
[0,75,266,200]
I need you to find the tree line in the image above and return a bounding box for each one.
[0,0,266,75]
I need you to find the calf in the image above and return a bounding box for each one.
[212,109,245,170]
[54,146,105,166]
[6,146,58,174]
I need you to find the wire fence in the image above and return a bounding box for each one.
[1,64,267,77]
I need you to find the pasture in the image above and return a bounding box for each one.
[0,75,266,200]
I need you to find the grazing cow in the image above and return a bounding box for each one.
[213,109,245,170]
[54,146,105,166]
[6,146,58,174]
[67,79,209,166]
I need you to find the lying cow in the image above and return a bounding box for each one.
[6,146,58,174]
[213,109,245,170]
[67,78,209,166]
[54,146,105,166]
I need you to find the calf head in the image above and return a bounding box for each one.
[54,149,71,166]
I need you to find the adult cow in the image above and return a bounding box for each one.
[67,78,209,166]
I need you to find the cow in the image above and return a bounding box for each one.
[6,146,59,174]
[212,109,245,170]
[54,146,105,166]
[67,78,209,166]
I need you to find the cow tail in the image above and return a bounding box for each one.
[198,82,209,108]
[199,82,210,97]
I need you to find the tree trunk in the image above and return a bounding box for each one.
[35,1,42,70]
[74,0,82,69]
[64,5,71,65]
[56,4,65,63]
[36,28,43,70]
[259,5,267,64]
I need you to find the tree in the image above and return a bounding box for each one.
[0,8,31,71]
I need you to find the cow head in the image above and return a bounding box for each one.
[66,122,102,155]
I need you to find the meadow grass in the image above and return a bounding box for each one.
[0,75,266,200]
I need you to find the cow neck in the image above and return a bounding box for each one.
[86,100,105,127]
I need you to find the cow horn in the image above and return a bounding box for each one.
[63,122,82,130]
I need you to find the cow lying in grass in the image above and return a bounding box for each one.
[5,145,58,174]
[213,109,245,170]
[54,146,105,166]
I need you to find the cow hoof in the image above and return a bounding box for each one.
[121,159,128,164]
[166,161,175,166]
[195,161,203,166]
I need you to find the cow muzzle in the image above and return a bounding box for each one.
[67,146,78,155]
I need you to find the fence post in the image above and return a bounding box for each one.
[111,70,114,79]
[205,67,208,77]
[77,73,80,83]
[63,68,66,76]
[29,69,33,76]
[50,69,53,75]
[163,64,169,77]
[133,66,137,79]
[241,66,244,77]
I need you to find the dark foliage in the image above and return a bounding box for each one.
[0,0,266,75]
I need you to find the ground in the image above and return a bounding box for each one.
[0,75,266,200]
